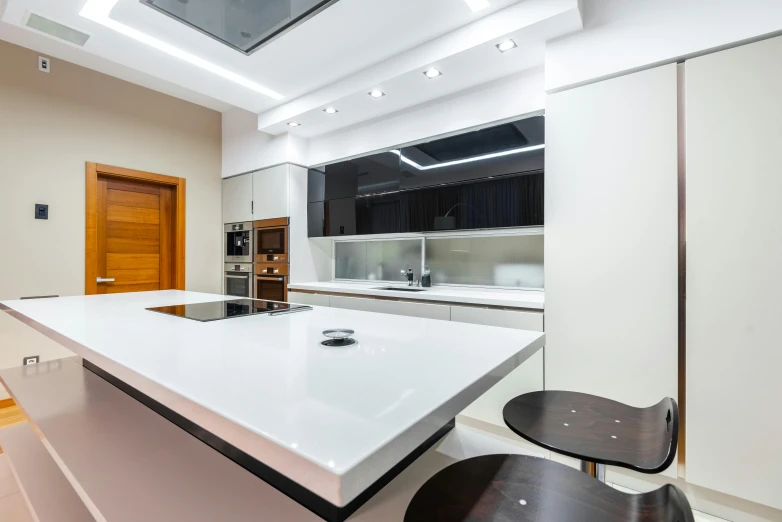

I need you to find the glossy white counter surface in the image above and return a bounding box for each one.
[1,291,544,507]
[288,281,545,310]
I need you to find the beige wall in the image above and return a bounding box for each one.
[0,40,223,300]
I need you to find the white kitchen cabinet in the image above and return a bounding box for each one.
[328,295,450,321]
[288,291,330,307]
[450,306,542,331]
[222,174,253,224]
[545,65,679,414]
[454,306,545,451]
[252,165,290,221]
[685,36,782,510]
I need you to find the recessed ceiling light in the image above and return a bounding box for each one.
[369,89,386,98]
[496,39,517,53]
[287,122,301,127]
[79,0,283,100]
[323,107,338,114]
[464,0,490,12]
[423,68,442,79]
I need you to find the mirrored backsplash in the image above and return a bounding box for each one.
[335,239,423,281]
[426,235,543,289]
[333,233,543,289]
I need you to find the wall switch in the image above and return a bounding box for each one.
[23,356,40,366]
[38,56,51,73]
[35,204,48,220]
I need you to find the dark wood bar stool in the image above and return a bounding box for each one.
[503,391,679,482]
[405,454,694,522]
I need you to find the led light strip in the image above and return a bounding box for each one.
[390,144,545,170]
[80,0,283,100]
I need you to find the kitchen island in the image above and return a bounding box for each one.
[0,291,544,521]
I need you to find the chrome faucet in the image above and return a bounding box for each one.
[401,268,414,286]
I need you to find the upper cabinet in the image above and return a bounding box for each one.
[253,165,290,221]
[222,174,253,224]
[307,116,545,237]
[222,166,292,225]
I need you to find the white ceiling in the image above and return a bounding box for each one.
[0,0,582,135]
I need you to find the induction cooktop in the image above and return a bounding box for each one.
[146,299,312,322]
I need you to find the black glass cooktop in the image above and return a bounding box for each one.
[147,299,311,322]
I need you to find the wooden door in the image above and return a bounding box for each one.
[96,178,174,294]
[86,163,185,295]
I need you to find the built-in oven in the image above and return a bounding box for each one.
[255,218,289,256]
[225,222,254,263]
[225,263,253,298]
[255,274,287,303]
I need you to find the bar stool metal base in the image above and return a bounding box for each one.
[580,460,606,483]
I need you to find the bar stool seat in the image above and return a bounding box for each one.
[405,454,694,522]
[503,391,678,475]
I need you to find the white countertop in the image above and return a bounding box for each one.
[1,291,544,507]
[288,281,545,310]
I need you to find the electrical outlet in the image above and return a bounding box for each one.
[38,56,51,73]
[23,355,40,366]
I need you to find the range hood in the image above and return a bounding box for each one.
[141,0,341,55]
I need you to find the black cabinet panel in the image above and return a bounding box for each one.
[309,173,543,237]
[308,116,545,237]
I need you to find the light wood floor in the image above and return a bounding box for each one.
[0,400,26,453]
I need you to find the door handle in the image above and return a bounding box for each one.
[96,277,115,283]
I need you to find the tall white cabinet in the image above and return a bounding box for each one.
[685,36,782,510]
[545,65,679,414]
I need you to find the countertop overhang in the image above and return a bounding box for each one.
[0,291,545,509]
[288,281,545,310]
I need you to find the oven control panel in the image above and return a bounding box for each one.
[224,263,252,272]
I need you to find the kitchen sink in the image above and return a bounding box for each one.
[374,287,428,292]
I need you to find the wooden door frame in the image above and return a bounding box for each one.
[86,163,186,295]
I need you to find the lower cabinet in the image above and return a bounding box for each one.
[450,305,545,449]
[450,305,543,331]
[288,291,330,307]
[328,295,451,321]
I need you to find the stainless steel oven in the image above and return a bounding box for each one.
[225,222,254,263]
[225,263,253,298]
[255,218,289,256]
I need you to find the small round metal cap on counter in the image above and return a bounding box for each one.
[321,329,357,347]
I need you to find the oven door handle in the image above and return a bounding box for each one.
[256,276,285,281]
[226,275,250,279]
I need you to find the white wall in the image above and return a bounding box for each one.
[0,40,223,301]
[288,165,333,283]
[545,64,679,414]
[222,109,308,177]
[546,0,782,92]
